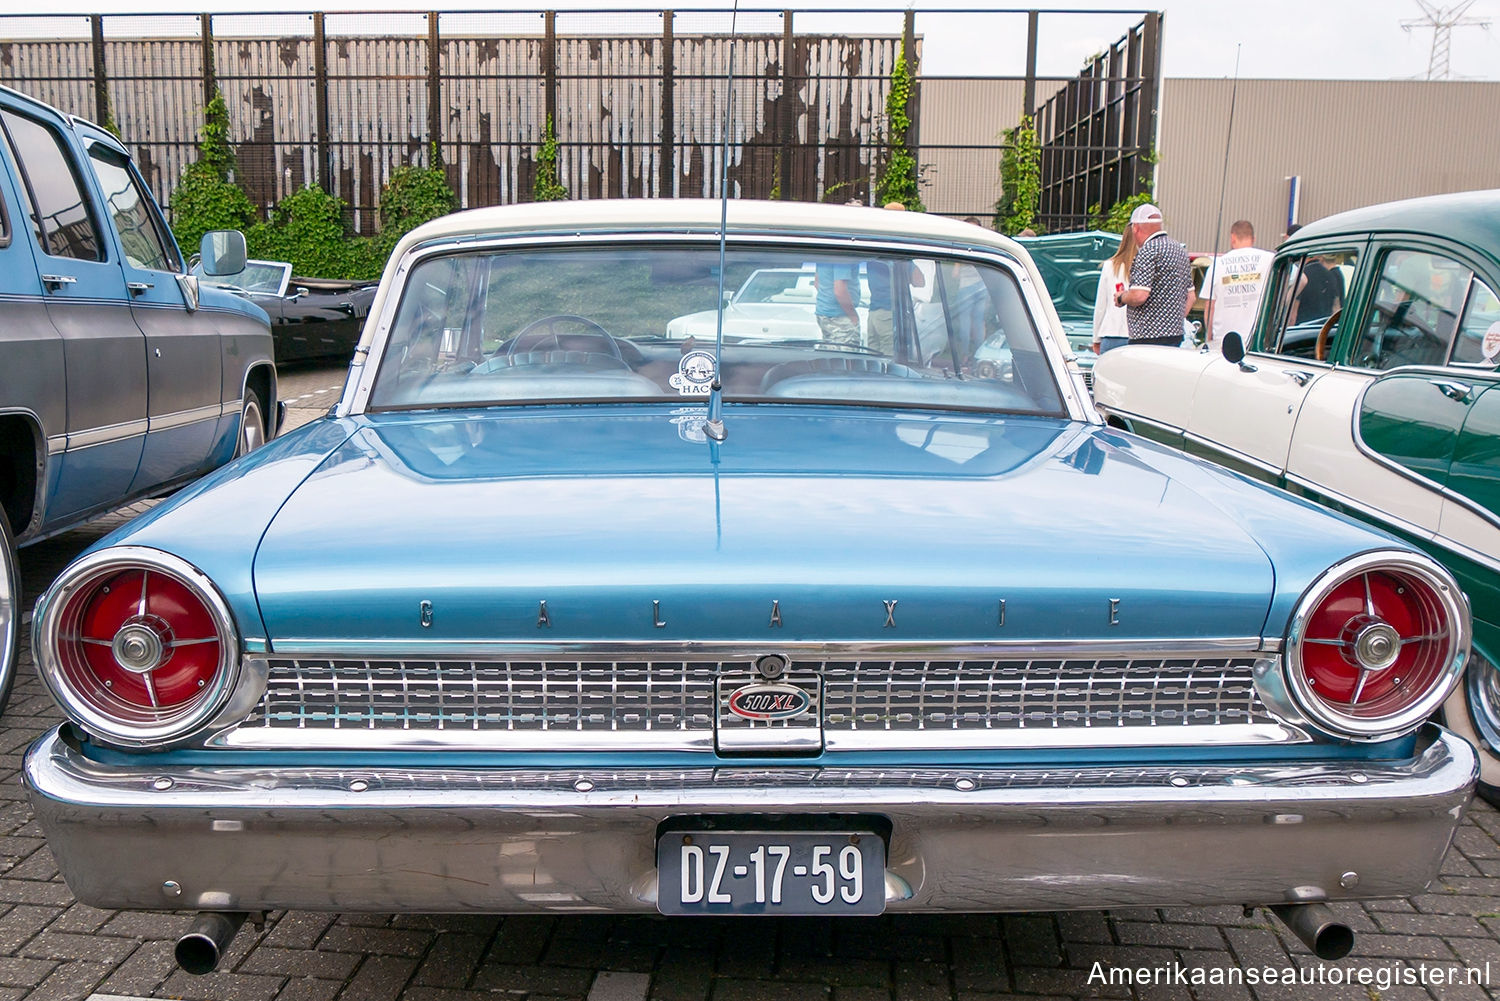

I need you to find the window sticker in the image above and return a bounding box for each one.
[670,349,717,396]
[1484,321,1500,362]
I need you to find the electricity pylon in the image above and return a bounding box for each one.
[1401,0,1491,80]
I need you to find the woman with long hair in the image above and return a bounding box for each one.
[1092,225,1137,354]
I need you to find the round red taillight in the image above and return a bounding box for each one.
[71,569,221,710]
[34,548,240,746]
[1287,552,1469,739]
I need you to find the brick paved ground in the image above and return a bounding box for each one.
[4,483,1499,1000]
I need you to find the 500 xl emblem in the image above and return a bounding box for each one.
[727,683,811,720]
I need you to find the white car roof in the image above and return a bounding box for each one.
[390,199,1024,259]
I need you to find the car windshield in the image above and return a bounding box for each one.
[193,260,290,296]
[368,244,1064,415]
[733,269,832,304]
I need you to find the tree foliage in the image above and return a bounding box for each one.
[875,40,924,211]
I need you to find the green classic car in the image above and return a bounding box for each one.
[1092,189,1500,800]
[1014,230,1120,388]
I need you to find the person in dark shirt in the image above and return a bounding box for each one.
[1290,254,1346,324]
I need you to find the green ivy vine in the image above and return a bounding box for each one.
[533,116,569,202]
[169,94,459,280]
[875,39,924,211]
[994,115,1042,235]
[379,161,456,236]
[245,186,377,279]
[169,91,257,257]
[242,163,460,281]
[1088,148,1159,232]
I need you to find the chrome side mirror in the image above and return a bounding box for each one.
[199,230,248,277]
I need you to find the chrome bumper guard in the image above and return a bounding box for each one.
[25,725,1476,914]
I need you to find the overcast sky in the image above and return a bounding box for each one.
[10,0,1500,81]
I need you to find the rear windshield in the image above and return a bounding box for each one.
[368,244,1064,416]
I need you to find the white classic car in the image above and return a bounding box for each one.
[666,265,959,364]
[1092,190,1500,802]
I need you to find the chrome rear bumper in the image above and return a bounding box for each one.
[24,725,1476,914]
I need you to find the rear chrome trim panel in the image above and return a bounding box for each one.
[266,639,1271,658]
[211,651,1308,751]
[25,725,1476,913]
[1183,431,1285,480]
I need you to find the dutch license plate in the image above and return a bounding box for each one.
[656,830,885,916]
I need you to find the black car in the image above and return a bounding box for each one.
[192,258,377,362]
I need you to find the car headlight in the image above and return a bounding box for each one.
[1282,550,1470,740]
[33,547,243,748]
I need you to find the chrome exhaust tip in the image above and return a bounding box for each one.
[174,911,247,975]
[1270,903,1354,961]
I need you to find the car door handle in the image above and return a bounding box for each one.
[40,274,77,289]
[1429,379,1472,402]
[126,281,155,296]
[1283,370,1312,387]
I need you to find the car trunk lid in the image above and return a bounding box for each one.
[252,406,1276,646]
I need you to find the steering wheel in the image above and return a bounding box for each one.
[1314,308,1341,362]
[505,314,622,360]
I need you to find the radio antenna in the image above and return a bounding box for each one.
[1209,44,1242,302]
[703,0,741,443]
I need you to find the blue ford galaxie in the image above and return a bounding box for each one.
[23,201,1479,971]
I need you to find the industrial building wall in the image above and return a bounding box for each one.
[917,77,1025,221]
[1156,79,1500,253]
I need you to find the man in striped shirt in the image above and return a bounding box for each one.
[1114,203,1196,346]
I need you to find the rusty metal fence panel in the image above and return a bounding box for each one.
[440,13,548,211]
[214,16,319,215]
[0,24,94,119]
[105,34,203,200]
[0,9,1159,235]
[551,11,670,200]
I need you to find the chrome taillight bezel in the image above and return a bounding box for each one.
[1282,550,1470,741]
[33,546,243,748]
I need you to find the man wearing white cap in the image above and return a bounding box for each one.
[1113,203,1196,346]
